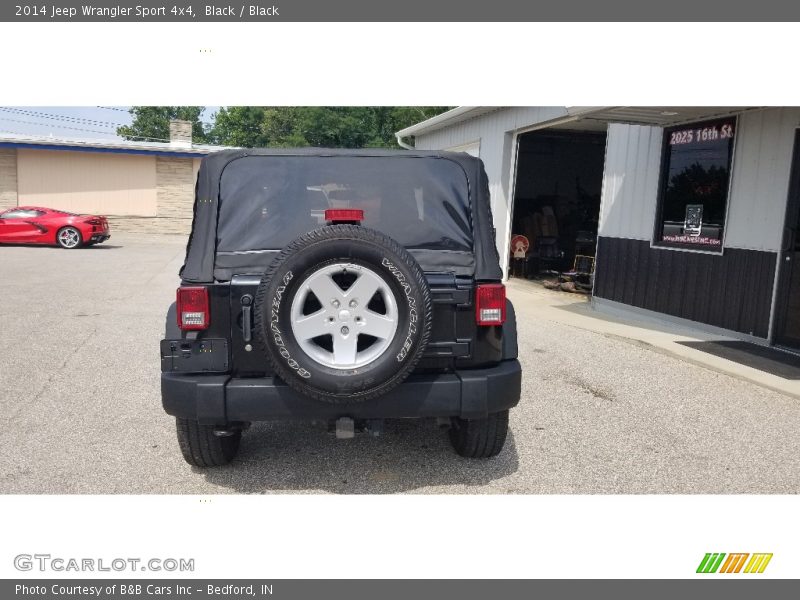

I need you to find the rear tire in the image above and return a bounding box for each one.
[449,410,509,458]
[175,418,241,467]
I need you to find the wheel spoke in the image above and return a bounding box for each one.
[360,311,395,339]
[292,309,329,340]
[306,273,344,305]
[332,332,358,366]
[346,271,381,304]
[60,229,79,247]
[290,262,399,370]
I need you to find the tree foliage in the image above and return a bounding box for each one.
[117,106,451,148]
[209,106,452,148]
[665,163,729,223]
[117,107,209,143]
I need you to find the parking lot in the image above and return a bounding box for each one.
[1,234,798,494]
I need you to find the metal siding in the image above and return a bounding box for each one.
[446,141,480,156]
[598,123,662,240]
[599,109,800,252]
[17,149,157,216]
[725,108,800,252]
[595,237,776,338]
[413,107,800,284]
[415,107,570,272]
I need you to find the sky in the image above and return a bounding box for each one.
[0,107,219,141]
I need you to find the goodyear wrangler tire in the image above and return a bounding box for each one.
[254,225,433,404]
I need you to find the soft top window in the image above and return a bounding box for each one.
[216,155,473,253]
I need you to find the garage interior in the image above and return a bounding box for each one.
[509,126,607,290]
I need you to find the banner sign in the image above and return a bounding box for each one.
[4,1,800,21]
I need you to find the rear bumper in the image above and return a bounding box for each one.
[162,359,521,424]
[89,233,110,243]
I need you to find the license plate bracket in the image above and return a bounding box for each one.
[160,338,229,373]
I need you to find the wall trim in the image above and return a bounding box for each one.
[0,141,209,159]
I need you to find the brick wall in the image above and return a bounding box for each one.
[155,156,195,234]
[0,148,18,210]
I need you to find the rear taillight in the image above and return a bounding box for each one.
[177,286,210,330]
[325,209,364,223]
[85,218,101,225]
[475,284,506,326]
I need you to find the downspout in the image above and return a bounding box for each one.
[395,133,414,150]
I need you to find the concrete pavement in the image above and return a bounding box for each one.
[0,235,797,493]
[506,278,800,400]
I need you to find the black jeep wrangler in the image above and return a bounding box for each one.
[161,148,521,466]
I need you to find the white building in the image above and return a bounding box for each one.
[397,107,800,349]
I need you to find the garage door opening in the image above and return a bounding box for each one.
[509,127,607,291]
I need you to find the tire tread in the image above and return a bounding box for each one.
[253,225,433,404]
[449,410,509,458]
[175,418,241,467]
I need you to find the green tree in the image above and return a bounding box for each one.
[209,107,451,148]
[209,106,267,147]
[117,106,209,143]
[665,163,729,223]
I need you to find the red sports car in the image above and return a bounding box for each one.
[0,206,110,249]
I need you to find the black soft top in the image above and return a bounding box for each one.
[180,147,502,283]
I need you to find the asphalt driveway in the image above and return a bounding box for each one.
[0,234,798,493]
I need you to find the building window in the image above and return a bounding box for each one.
[655,117,736,251]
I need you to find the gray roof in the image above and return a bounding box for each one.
[395,106,759,139]
[0,132,230,155]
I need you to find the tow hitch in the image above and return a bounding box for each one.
[333,418,384,438]
[334,417,355,439]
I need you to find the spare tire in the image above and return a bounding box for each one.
[254,224,433,404]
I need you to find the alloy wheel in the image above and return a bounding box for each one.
[289,262,399,369]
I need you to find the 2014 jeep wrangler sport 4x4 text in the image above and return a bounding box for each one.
[161,148,521,466]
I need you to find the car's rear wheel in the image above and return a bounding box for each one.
[56,226,83,249]
[175,418,241,467]
[449,410,509,458]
